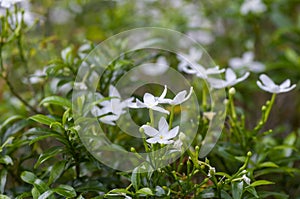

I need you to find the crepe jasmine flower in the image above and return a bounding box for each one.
[207,167,216,177]
[91,85,133,125]
[257,74,296,94]
[208,68,250,89]
[181,64,225,79]
[140,56,169,76]
[242,174,251,185]
[141,117,179,144]
[129,85,169,114]
[240,0,267,15]
[0,0,23,8]
[229,51,265,73]
[160,87,193,105]
[177,47,203,71]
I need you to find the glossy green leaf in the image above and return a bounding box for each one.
[48,161,66,185]
[34,146,64,168]
[250,180,274,187]
[0,170,7,194]
[38,190,54,199]
[0,155,13,165]
[257,162,279,168]
[53,184,76,198]
[232,181,243,199]
[21,171,37,184]
[40,96,71,109]
[29,115,56,126]
[136,188,153,196]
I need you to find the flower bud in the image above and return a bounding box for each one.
[229,87,236,95]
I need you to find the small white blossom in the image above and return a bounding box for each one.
[92,85,133,125]
[229,51,265,73]
[177,48,203,72]
[208,68,250,89]
[257,74,296,94]
[140,56,169,76]
[128,85,169,114]
[141,117,179,144]
[181,64,225,80]
[160,87,193,105]
[240,0,267,15]
[208,167,216,177]
[0,0,22,8]
[242,174,251,185]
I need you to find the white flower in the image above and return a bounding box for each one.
[257,74,296,94]
[91,85,133,125]
[140,56,169,76]
[0,0,22,8]
[24,69,46,84]
[141,117,179,144]
[240,0,267,15]
[160,87,193,105]
[242,174,251,185]
[208,68,250,89]
[181,64,225,80]
[208,167,216,177]
[128,85,169,114]
[229,51,265,73]
[177,48,203,72]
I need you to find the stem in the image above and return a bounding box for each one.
[169,105,175,129]
[149,109,154,127]
[202,82,207,111]
[263,93,276,123]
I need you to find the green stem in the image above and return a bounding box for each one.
[149,109,154,127]
[263,93,276,123]
[169,105,175,129]
[202,83,207,111]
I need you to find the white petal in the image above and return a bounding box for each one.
[208,78,228,89]
[158,85,168,101]
[158,139,174,145]
[146,137,160,144]
[233,71,250,85]
[229,58,243,69]
[225,68,237,82]
[249,62,265,72]
[143,93,156,106]
[259,74,276,87]
[280,84,296,93]
[109,85,121,98]
[257,80,272,93]
[243,51,254,64]
[172,90,187,105]
[279,79,291,89]
[151,106,170,114]
[165,126,179,140]
[142,125,159,137]
[158,117,169,134]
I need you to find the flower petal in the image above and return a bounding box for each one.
[281,84,296,93]
[146,137,160,144]
[225,68,237,82]
[109,85,121,98]
[142,125,159,137]
[143,93,156,106]
[158,117,169,134]
[151,106,170,114]
[165,126,179,140]
[259,74,276,87]
[279,79,291,89]
[158,139,174,145]
[158,85,168,101]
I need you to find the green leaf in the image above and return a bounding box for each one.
[107,188,132,195]
[283,132,296,157]
[38,190,54,199]
[31,187,40,199]
[0,155,13,165]
[48,161,66,185]
[0,194,12,199]
[40,96,71,109]
[0,170,7,194]
[131,167,140,190]
[29,115,56,126]
[0,115,23,131]
[21,171,37,184]
[245,186,259,198]
[257,162,279,168]
[34,146,64,168]
[250,180,274,187]
[232,181,243,199]
[136,188,153,196]
[53,185,76,198]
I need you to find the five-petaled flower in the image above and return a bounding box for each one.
[128,85,169,114]
[229,51,265,73]
[160,87,193,105]
[141,117,179,144]
[257,74,296,94]
[91,85,133,125]
[208,68,250,89]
